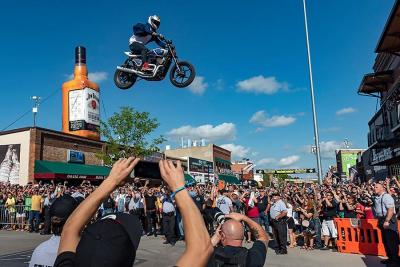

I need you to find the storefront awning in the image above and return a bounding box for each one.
[218,174,240,184]
[184,173,196,184]
[358,71,393,96]
[215,157,231,166]
[34,160,111,180]
[375,0,400,53]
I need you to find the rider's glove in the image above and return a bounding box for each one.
[158,34,164,40]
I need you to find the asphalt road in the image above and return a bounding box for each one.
[0,230,383,267]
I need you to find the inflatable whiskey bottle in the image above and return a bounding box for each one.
[62,46,100,140]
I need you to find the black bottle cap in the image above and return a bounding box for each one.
[75,46,86,64]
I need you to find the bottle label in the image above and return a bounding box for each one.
[68,88,100,132]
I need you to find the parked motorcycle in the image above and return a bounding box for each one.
[114,36,195,89]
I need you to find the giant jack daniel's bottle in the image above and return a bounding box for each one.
[62,46,100,140]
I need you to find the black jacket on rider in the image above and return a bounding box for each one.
[129,23,166,63]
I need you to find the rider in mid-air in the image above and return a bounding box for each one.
[129,15,167,71]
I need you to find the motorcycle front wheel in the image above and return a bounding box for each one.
[114,62,137,90]
[169,61,196,88]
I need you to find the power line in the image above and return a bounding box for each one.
[1,89,60,131]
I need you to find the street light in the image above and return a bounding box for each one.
[302,0,323,184]
[31,96,41,127]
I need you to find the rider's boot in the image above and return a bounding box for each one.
[141,62,151,72]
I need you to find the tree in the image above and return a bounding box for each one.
[96,106,165,165]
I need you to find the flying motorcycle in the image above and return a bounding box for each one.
[114,36,195,89]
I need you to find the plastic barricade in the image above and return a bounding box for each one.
[334,218,400,257]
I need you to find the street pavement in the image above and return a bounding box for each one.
[0,230,383,267]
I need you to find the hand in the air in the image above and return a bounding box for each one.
[108,157,140,186]
[159,160,186,192]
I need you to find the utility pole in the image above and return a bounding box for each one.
[31,96,40,127]
[302,0,323,184]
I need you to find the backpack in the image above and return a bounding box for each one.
[209,246,248,267]
[133,23,148,37]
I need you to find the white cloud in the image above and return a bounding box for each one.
[279,155,300,166]
[188,76,208,95]
[257,158,276,166]
[319,141,342,159]
[220,144,250,159]
[250,110,296,127]
[167,122,236,141]
[66,71,108,83]
[236,75,289,95]
[303,140,343,159]
[336,107,356,116]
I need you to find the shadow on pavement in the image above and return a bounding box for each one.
[361,255,382,267]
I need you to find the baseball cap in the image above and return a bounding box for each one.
[50,195,79,222]
[75,213,142,267]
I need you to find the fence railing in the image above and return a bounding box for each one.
[0,205,31,229]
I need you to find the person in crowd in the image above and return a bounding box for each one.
[15,194,25,231]
[257,189,270,232]
[162,192,176,246]
[41,188,56,235]
[320,191,338,251]
[5,192,16,230]
[284,197,296,248]
[144,188,158,236]
[269,193,288,254]
[216,189,233,215]
[29,188,43,233]
[29,195,78,267]
[373,182,400,267]
[207,212,268,267]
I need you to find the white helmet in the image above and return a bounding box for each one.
[148,15,161,30]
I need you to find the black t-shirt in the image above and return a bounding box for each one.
[343,205,357,218]
[322,200,338,220]
[257,196,269,212]
[207,241,267,267]
[193,195,205,211]
[145,195,157,210]
[102,196,114,210]
[54,251,76,267]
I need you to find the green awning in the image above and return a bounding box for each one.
[218,174,240,184]
[184,173,196,184]
[34,160,111,180]
[215,157,231,166]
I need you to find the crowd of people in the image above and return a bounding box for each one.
[1,167,400,266]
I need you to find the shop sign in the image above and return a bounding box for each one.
[67,150,85,164]
[188,157,213,174]
[372,148,393,163]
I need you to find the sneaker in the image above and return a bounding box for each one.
[141,62,151,71]
[163,241,170,245]
[331,247,338,252]
[320,246,330,251]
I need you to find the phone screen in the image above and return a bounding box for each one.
[131,161,162,180]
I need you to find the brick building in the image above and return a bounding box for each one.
[0,127,107,185]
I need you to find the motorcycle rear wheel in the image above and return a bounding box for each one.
[114,61,137,90]
[169,61,196,88]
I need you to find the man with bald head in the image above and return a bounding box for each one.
[207,212,268,267]
[373,182,399,267]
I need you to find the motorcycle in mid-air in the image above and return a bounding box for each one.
[114,36,196,89]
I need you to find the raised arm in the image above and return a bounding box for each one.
[159,160,213,267]
[57,157,139,255]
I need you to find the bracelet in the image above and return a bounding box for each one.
[171,186,186,198]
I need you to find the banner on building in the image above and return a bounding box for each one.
[0,144,21,184]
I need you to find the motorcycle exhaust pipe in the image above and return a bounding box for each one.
[116,66,139,74]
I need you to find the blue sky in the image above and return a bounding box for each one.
[0,0,395,172]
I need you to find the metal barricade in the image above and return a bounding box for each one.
[0,205,31,230]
